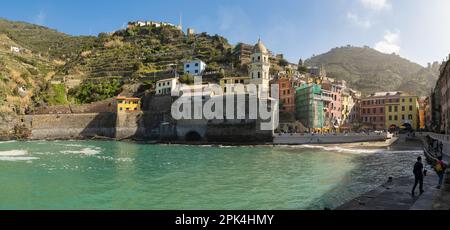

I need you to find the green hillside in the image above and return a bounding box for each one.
[0,33,58,115]
[0,18,96,60]
[59,25,236,79]
[0,18,240,112]
[305,46,439,96]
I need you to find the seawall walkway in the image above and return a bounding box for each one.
[338,134,450,210]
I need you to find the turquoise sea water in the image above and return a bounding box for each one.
[0,140,422,210]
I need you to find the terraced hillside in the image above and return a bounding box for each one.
[0,18,97,60]
[59,25,236,80]
[0,33,57,114]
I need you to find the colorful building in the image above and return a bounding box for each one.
[361,92,395,130]
[385,93,419,130]
[361,91,419,130]
[348,90,362,127]
[295,83,329,130]
[115,96,141,113]
[276,76,296,113]
[321,78,344,129]
[341,89,360,129]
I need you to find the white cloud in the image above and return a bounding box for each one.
[35,10,46,25]
[347,12,371,29]
[374,31,401,54]
[360,0,391,10]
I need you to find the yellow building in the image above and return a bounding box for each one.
[385,93,419,130]
[116,96,141,113]
[220,76,250,94]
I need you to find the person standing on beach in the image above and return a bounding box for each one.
[412,156,425,196]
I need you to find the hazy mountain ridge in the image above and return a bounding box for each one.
[305,46,439,96]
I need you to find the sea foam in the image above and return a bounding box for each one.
[0,140,17,144]
[0,156,39,161]
[0,150,39,161]
[60,148,102,156]
[0,150,28,156]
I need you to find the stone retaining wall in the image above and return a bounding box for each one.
[24,113,116,140]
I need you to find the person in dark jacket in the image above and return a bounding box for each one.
[412,156,425,196]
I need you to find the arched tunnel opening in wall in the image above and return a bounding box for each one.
[185,131,202,142]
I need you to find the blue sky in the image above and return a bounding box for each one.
[1,0,450,66]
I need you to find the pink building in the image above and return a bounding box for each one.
[322,78,344,128]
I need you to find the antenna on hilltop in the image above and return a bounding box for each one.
[179,13,183,30]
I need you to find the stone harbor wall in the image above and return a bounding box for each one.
[176,119,208,141]
[142,95,173,112]
[140,112,170,139]
[23,113,117,140]
[21,111,170,141]
[115,112,145,140]
[0,113,19,140]
[206,122,273,143]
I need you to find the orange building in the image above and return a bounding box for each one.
[276,76,295,113]
[115,96,141,113]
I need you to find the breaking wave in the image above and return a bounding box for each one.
[60,148,102,156]
[0,156,39,161]
[0,140,17,144]
[0,150,28,156]
[0,150,39,161]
